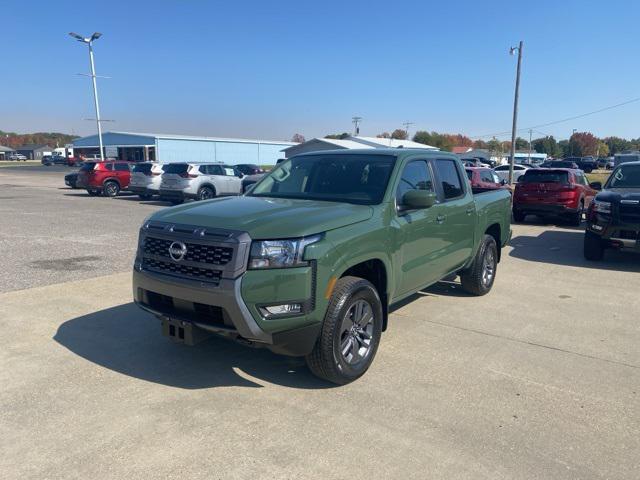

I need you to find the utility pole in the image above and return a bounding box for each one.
[508,41,523,184]
[352,116,362,136]
[570,128,577,156]
[402,121,414,140]
[69,32,105,161]
[528,128,532,163]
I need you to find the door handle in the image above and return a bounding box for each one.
[436,214,446,224]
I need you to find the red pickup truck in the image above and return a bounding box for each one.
[76,161,133,197]
[512,168,600,225]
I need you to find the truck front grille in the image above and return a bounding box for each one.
[142,258,223,285]
[143,236,233,265]
[620,204,640,224]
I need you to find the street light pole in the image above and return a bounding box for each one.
[508,41,523,184]
[69,32,104,161]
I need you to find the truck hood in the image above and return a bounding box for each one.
[151,196,374,238]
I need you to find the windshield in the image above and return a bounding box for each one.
[521,170,569,183]
[606,165,640,188]
[249,154,396,205]
[162,163,189,174]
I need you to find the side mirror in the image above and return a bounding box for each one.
[589,181,602,191]
[500,179,507,185]
[401,190,437,210]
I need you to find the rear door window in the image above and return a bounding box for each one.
[434,159,464,199]
[207,165,224,176]
[114,163,129,172]
[80,162,96,172]
[133,163,152,174]
[480,171,496,183]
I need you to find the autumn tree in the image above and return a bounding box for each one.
[391,129,408,140]
[376,132,390,138]
[569,132,598,156]
[473,139,488,149]
[291,133,305,143]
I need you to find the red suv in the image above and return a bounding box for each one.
[465,167,509,191]
[513,168,599,225]
[76,161,133,197]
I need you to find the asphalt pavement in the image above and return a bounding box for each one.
[1,166,639,479]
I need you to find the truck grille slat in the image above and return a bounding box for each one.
[142,258,222,284]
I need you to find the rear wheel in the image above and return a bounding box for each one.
[306,276,383,385]
[569,200,584,226]
[197,186,215,201]
[583,231,604,261]
[460,235,498,296]
[103,181,120,197]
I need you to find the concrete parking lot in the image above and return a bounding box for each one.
[1,166,639,479]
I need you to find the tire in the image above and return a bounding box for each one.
[103,180,120,197]
[569,200,584,226]
[306,276,383,385]
[583,231,604,261]
[513,210,526,223]
[170,198,183,205]
[139,194,152,200]
[197,186,215,201]
[460,234,498,296]
[87,189,100,196]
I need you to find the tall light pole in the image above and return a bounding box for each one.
[508,41,523,184]
[352,116,362,136]
[528,128,532,163]
[402,121,414,140]
[69,32,104,161]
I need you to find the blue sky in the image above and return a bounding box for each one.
[2,0,639,142]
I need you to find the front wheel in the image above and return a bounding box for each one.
[306,276,383,385]
[583,231,604,261]
[569,201,584,226]
[460,234,498,296]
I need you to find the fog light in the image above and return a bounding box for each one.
[262,303,302,316]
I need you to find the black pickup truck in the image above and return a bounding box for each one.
[584,161,640,260]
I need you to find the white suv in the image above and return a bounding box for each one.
[159,163,243,204]
[129,162,165,200]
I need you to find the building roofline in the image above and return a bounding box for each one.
[103,131,297,146]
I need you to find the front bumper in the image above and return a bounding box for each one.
[587,215,640,251]
[130,185,153,195]
[133,268,321,356]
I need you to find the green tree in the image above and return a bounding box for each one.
[558,140,571,157]
[532,136,562,158]
[596,142,609,157]
[291,133,305,143]
[515,137,529,150]
[391,129,408,140]
[603,136,629,155]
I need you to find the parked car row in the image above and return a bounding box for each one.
[67,160,263,202]
[7,153,28,161]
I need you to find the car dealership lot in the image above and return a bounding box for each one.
[1,166,639,479]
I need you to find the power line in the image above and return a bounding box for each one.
[471,96,640,139]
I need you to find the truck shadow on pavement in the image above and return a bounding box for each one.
[54,303,335,390]
[510,230,640,272]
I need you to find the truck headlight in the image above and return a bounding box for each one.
[593,200,611,214]
[248,234,322,269]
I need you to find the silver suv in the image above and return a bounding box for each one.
[129,162,165,200]
[159,163,243,204]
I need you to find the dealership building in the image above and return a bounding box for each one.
[72,131,296,165]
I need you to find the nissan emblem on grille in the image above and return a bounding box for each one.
[169,241,188,261]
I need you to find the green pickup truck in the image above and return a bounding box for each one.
[133,149,511,384]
